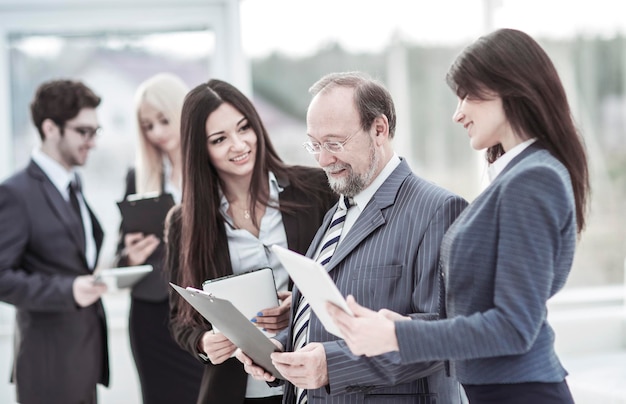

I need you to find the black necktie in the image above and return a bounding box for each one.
[68,180,84,227]
[68,179,86,252]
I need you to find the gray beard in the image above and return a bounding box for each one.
[326,143,379,197]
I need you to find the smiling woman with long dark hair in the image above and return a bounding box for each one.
[328,28,590,404]
[165,79,336,403]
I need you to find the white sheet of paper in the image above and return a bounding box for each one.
[270,245,353,338]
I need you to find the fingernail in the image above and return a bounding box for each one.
[257,312,263,317]
[262,328,267,332]
[250,318,257,323]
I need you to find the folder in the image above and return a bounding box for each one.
[270,245,353,338]
[169,283,283,379]
[116,192,175,240]
[202,268,279,336]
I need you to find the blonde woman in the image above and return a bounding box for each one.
[115,73,202,403]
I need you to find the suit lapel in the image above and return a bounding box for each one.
[29,161,87,257]
[322,160,412,272]
[87,204,104,260]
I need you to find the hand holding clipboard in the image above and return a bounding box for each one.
[169,283,284,379]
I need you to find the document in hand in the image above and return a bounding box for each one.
[169,283,283,379]
[270,245,353,338]
[93,265,153,289]
[202,267,279,336]
[116,192,175,240]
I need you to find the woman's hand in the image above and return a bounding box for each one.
[235,339,283,382]
[198,331,237,365]
[252,291,292,333]
[327,295,403,357]
[123,232,160,266]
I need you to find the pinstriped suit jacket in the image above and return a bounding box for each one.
[276,160,468,403]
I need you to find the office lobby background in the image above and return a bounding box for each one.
[0,0,625,402]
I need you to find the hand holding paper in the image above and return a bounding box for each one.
[327,295,407,357]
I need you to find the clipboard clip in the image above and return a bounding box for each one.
[188,289,215,302]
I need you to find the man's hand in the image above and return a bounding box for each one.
[236,339,283,381]
[123,232,160,266]
[199,331,237,365]
[252,291,292,333]
[73,275,107,307]
[271,343,328,389]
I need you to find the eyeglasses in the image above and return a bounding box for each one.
[302,127,361,154]
[64,124,102,140]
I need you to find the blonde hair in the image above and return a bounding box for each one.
[134,73,189,194]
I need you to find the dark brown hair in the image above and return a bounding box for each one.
[30,79,101,140]
[446,28,590,233]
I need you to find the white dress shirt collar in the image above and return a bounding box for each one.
[351,153,401,212]
[31,148,77,199]
[487,138,537,183]
[162,156,182,203]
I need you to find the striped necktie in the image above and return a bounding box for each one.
[292,195,353,404]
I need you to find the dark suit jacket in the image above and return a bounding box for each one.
[0,160,108,404]
[168,166,336,403]
[275,160,468,404]
[114,168,170,302]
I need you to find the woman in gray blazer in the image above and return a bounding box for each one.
[328,28,590,404]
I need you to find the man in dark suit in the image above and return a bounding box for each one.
[238,71,468,403]
[0,79,109,404]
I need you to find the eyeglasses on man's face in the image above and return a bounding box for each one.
[64,124,102,140]
[302,127,361,154]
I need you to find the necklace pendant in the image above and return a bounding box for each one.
[243,210,250,220]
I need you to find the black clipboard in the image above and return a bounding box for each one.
[169,283,284,379]
[116,193,175,240]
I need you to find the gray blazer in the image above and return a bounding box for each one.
[395,143,577,385]
[276,160,468,403]
[0,160,108,404]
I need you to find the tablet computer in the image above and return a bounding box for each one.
[270,245,353,338]
[170,283,283,379]
[94,265,153,289]
[202,268,279,336]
